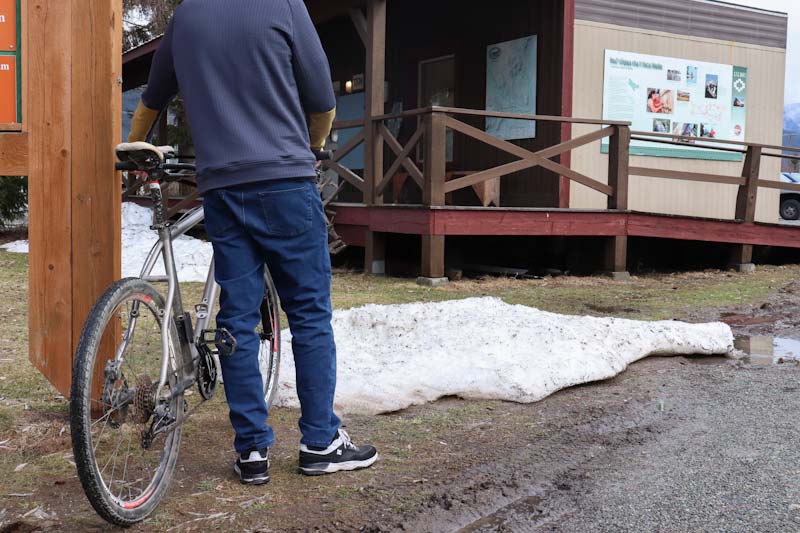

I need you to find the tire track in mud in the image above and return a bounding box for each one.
[361,391,669,533]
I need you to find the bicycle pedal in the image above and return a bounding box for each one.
[200,328,237,357]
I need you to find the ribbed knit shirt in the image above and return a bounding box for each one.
[142,0,336,193]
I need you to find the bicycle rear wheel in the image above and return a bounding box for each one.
[259,268,281,408]
[70,278,183,526]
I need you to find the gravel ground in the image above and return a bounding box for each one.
[401,356,800,533]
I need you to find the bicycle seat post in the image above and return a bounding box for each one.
[148,177,169,229]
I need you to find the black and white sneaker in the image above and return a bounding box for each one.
[234,448,270,485]
[298,430,378,476]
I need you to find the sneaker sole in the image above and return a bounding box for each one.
[298,453,379,476]
[234,463,271,485]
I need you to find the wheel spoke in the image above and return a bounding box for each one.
[73,283,182,519]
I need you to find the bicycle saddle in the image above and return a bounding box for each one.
[115,142,176,171]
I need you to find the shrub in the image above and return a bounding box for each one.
[0,176,28,228]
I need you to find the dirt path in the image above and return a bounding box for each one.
[2,256,800,532]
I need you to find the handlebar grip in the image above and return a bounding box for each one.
[313,149,333,161]
[116,161,138,171]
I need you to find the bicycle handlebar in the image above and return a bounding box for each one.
[116,150,332,173]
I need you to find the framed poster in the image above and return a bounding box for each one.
[485,35,538,141]
[601,49,747,161]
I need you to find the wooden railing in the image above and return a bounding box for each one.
[628,130,800,224]
[323,106,631,209]
[321,106,800,225]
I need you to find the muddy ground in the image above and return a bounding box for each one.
[1,249,800,532]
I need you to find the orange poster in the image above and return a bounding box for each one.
[0,0,15,51]
[0,56,16,123]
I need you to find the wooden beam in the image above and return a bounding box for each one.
[348,8,368,47]
[423,112,447,206]
[28,0,74,396]
[0,133,29,175]
[735,146,762,223]
[421,235,445,279]
[444,118,614,196]
[327,160,366,192]
[630,166,746,186]
[607,125,630,210]
[305,0,366,24]
[364,0,386,205]
[331,129,365,163]
[376,124,424,194]
[70,0,122,355]
[604,236,628,273]
[560,0,576,208]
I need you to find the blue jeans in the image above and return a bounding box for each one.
[203,178,340,453]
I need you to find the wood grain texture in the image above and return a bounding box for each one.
[70,0,122,353]
[0,131,28,174]
[27,0,73,395]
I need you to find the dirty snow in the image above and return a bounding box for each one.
[275,297,734,415]
[0,203,213,282]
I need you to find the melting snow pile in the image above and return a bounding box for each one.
[0,203,213,282]
[120,203,212,281]
[275,297,734,415]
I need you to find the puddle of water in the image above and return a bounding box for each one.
[732,336,800,366]
[685,336,800,366]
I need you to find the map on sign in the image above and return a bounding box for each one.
[485,35,538,141]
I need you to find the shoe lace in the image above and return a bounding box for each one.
[339,429,358,450]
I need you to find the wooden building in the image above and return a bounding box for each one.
[121,0,799,283]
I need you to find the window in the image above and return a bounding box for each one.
[418,55,454,162]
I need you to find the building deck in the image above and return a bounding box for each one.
[332,203,800,250]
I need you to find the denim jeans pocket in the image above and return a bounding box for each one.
[257,184,313,237]
[203,191,237,239]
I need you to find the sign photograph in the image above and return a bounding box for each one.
[602,49,748,160]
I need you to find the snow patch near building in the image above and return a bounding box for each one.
[0,203,213,282]
[275,297,734,415]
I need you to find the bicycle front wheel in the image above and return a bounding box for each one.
[70,278,183,526]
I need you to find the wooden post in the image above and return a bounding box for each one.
[607,125,630,211]
[735,145,761,223]
[731,145,761,272]
[419,111,447,284]
[604,125,630,277]
[364,0,385,204]
[421,235,445,281]
[363,0,386,274]
[365,230,386,275]
[423,112,447,207]
[558,0,575,208]
[27,0,122,396]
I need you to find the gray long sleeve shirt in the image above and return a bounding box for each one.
[143,0,335,193]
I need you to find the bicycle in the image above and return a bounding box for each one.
[69,142,315,526]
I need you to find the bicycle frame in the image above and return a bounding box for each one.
[133,183,216,401]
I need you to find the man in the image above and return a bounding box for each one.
[128,0,377,485]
